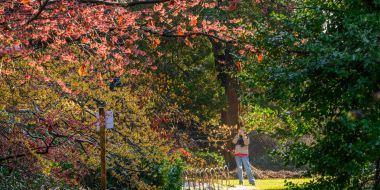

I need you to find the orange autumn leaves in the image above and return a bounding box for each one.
[117,15,123,25]
[152,37,191,49]
[189,15,198,27]
[150,14,198,49]
[78,64,87,77]
[21,0,30,6]
[235,61,241,71]
[257,52,264,63]
[177,26,185,36]
[152,38,161,49]
[151,25,192,49]
[234,51,264,71]
[184,38,191,46]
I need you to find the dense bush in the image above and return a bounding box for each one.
[81,158,184,190]
[240,0,380,188]
[0,166,79,190]
[284,117,380,189]
[193,151,225,168]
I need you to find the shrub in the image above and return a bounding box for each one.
[80,158,184,190]
[0,166,79,190]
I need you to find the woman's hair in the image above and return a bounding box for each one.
[237,135,245,147]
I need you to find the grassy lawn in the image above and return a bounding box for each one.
[227,178,312,190]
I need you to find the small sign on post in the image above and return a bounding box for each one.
[105,110,114,129]
[96,110,114,131]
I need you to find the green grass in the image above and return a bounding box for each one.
[227,178,312,190]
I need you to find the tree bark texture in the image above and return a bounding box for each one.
[211,40,240,168]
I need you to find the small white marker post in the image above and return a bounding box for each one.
[96,106,114,190]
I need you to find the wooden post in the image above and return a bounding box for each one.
[99,107,107,190]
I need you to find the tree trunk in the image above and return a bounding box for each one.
[222,43,240,126]
[221,73,240,169]
[211,40,240,169]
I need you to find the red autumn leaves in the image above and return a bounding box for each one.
[177,26,185,36]
[151,36,191,49]
[189,15,198,26]
[152,15,197,49]
[228,0,240,11]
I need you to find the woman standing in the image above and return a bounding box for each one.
[232,129,256,185]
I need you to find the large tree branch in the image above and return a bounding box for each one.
[141,27,233,43]
[0,137,55,163]
[77,0,170,8]
[25,0,50,25]
[0,147,51,162]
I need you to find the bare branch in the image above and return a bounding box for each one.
[25,0,50,25]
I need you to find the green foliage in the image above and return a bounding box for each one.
[137,158,184,190]
[285,177,343,190]
[152,37,225,124]
[285,116,380,189]
[0,166,79,190]
[159,159,185,190]
[193,151,225,168]
[241,105,285,133]
[240,0,380,189]
[81,158,184,190]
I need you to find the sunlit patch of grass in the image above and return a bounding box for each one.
[227,178,312,189]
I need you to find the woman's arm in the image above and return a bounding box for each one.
[243,135,249,145]
[232,134,239,144]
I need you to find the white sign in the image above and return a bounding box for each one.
[105,110,114,129]
[96,110,114,131]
